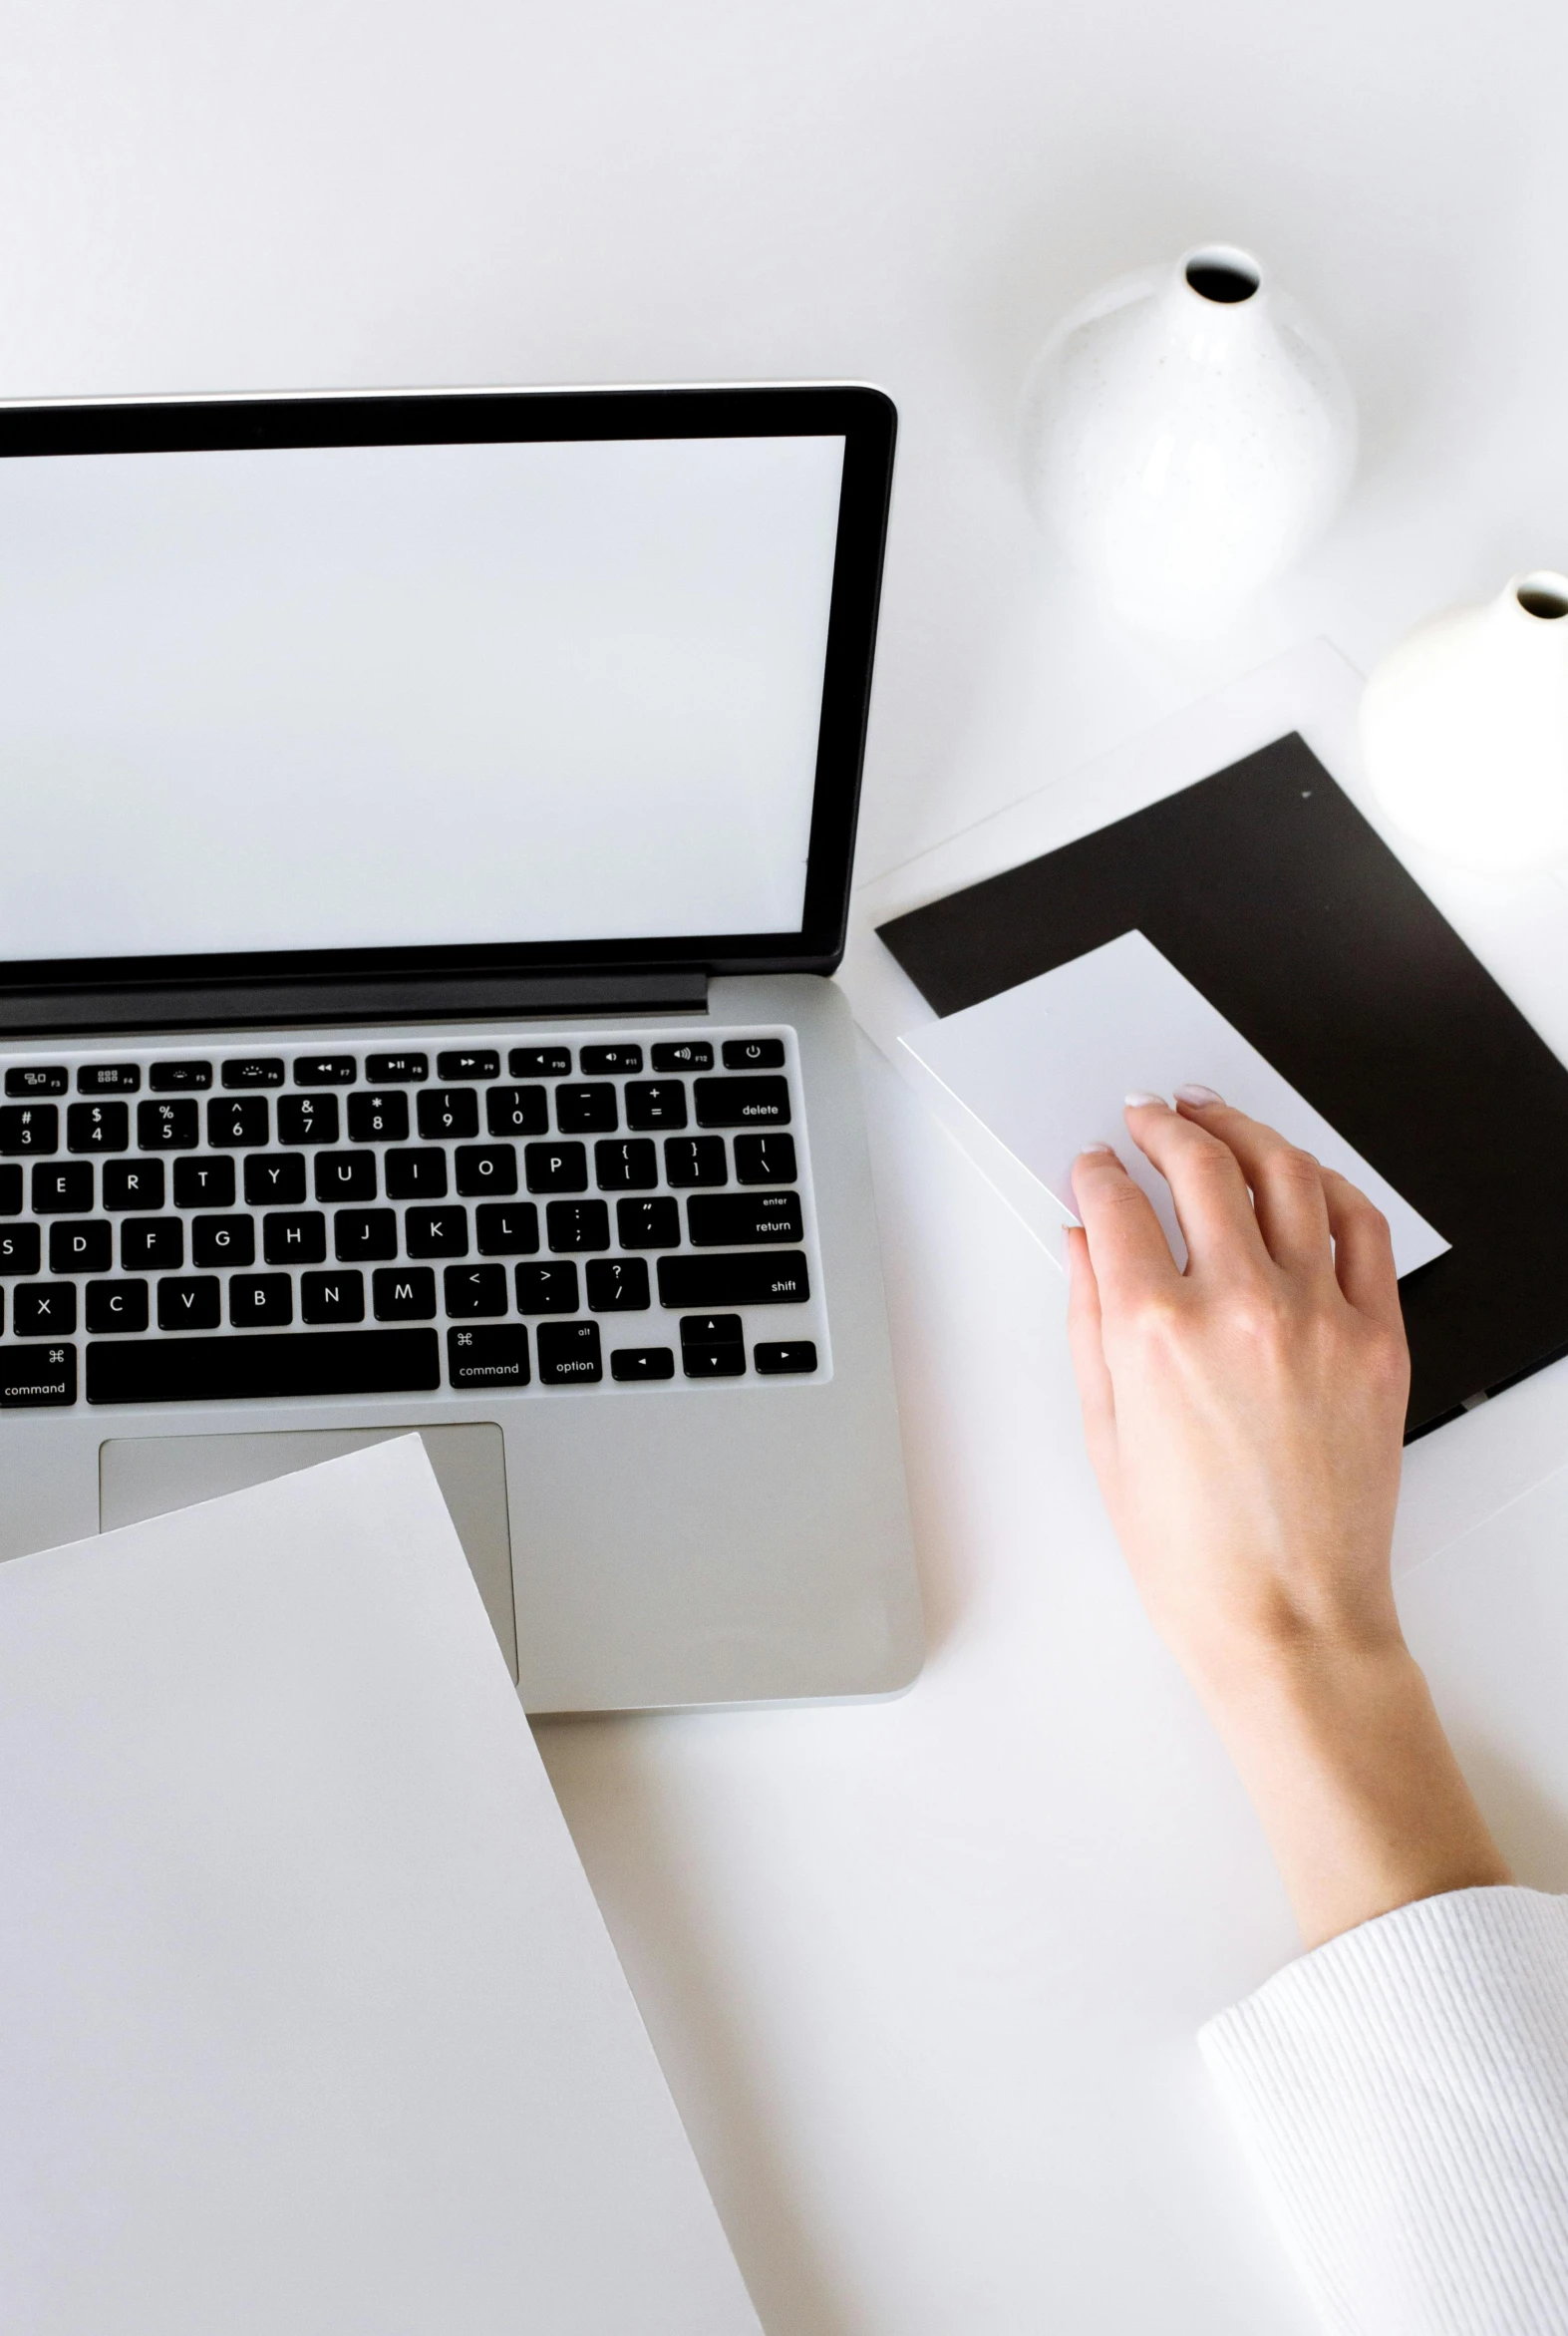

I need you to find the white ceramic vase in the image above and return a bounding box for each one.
[1022,243,1357,631]
[1360,572,1568,873]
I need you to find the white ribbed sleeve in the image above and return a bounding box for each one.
[1200,1887,1568,2335]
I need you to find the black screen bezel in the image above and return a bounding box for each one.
[0,382,895,1011]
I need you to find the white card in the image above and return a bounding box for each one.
[0,1439,760,2336]
[897,929,1449,1277]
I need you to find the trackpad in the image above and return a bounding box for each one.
[99,1426,517,1679]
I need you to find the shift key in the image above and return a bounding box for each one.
[657,1250,809,1307]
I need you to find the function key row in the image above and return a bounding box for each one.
[2,1037,784,1103]
[0,1077,789,1157]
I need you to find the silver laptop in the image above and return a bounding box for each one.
[0,383,922,1712]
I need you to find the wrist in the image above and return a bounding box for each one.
[1193,1631,1511,1949]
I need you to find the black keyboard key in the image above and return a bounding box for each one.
[138,1098,199,1150]
[221,1058,284,1088]
[586,1257,649,1312]
[334,1208,399,1262]
[455,1145,518,1197]
[149,1060,212,1091]
[580,1044,642,1075]
[417,1089,479,1141]
[278,1094,341,1147]
[77,1063,141,1094]
[555,1084,617,1134]
[616,1196,680,1249]
[372,1266,437,1321]
[5,1065,67,1097]
[688,1190,802,1246]
[694,1076,789,1128]
[50,1220,112,1275]
[682,1344,746,1378]
[514,1261,579,1314]
[650,1041,712,1072]
[314,1150,378,1202]
[536,1320,602,1385]
[293,1055,358,1086]
[348,1091,410,1144]
[447,1324,529,1389]
[405,1205,469,1258]
[0,1164,19,1213]
[365,1053,428,1084]
[624,1082,688,1132]
[263,1211,326,1265]
[103,1159,165,1211]
[122,1217,183,1271]
[610,1346,675,1382]
[734,1133,796,1184]
[0,1224,42,1275]
[173,1157,235,1208]
[664,1136,727,1187]
[86,1279,149,1334]
[1,1343,77,1406]
[546,1199,609,1252]
[33,1162,94,1214]
[0,1104,58,1155]
[510,1046,570,1077]
[67,1102,129,1153]
[658,1251,810,1307]
[755,1340,818,1375]
[682,1313,743,1346]
[244,1154,306,1206]
[485,1086,547,1138]
[300,1270,365,1324]
[385,1148,448,1199]
[229,1273,293,1327]
[157,1276,223,1332]
[192,1215,256,1268]
[14,1281,77,1336]
[444,1263,508,1318]
[593,1139,657,1190]
[722,1038,786,1070]
[88,1328,441,1406]
[436,1049,499,1081]
[208,1096,269,1148]
[680,1309,746,1377]
[524,1142,587,1193]
[475,1201,539,1255]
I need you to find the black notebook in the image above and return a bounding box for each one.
[877,733,1568,1440]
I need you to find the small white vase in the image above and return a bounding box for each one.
[1022,244,1357,631]
[1360,572,1568,874]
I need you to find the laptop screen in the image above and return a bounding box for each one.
[0,428,850,969]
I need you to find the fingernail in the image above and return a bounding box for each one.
[1123,1090,1167,1109]
[1174,1084,1223,1107]
[1076,1142,1118,1158]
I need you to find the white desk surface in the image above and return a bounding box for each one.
[7,9,1568,2329]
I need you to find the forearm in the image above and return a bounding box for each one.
[1198,1634,1511,1950]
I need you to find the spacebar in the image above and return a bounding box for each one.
[86,1330,442,1406]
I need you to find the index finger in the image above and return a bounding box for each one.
[1071,1144,1182,1312]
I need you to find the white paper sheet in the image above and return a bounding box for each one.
[0,1438,760,2336]
[897,929,1449,1277]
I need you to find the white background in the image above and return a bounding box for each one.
[4,8,1568,2333]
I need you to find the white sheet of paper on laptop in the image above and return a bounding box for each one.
[896,930,1448,1277]
[0,1438,759,2336]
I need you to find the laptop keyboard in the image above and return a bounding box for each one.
[0,1029,827,1410]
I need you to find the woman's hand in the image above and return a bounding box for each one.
[1067,1090,1509,1948]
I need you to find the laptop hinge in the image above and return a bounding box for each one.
[0,969,711,1039]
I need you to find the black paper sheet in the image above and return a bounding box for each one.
[876,733,1568,1438]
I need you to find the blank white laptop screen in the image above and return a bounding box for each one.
[0,432,846,963]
